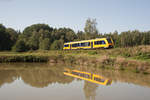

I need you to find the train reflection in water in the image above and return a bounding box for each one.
[64,68,112,86]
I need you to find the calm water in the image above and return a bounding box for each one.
[0,63,150,100]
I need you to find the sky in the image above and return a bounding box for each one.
[0,0,150,33]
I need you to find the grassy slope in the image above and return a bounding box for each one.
[0,45,150,63]
[0,45,150,73]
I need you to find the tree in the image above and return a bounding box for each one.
[83,81,98,100]
[1,22,150,52]
[132,30,141,46]
[64,28,77,42]
[0,24,6,50]
[50,39,64,50]
[0,24,13,50]
[84,18,99,39]
[16,24,53,51]
[6,28,18,49]
[27,31,39,50]
[39,38,50,50]
[12,40,27,52]
[77,31,85,40]
[111,31,120,47]
[51,28,76,42]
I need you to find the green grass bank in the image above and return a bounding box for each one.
[0,45,150,74]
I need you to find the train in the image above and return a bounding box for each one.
[64,68,112,86]
[63,38,114,50]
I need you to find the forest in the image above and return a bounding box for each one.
[0,18,150,52]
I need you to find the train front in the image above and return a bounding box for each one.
[107,38,114,48]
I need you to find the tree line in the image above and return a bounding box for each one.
[0,18,150,52]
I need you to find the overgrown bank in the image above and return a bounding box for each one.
[0,45,150,74]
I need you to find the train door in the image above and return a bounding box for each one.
[70,44,71,50]
[91,42,93,49]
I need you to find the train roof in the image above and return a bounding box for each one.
[64,38,108,44]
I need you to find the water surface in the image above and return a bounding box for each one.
[0,63,150,100]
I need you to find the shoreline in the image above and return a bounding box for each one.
[0,45,150,74]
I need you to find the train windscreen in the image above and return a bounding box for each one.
[107,38,112,43]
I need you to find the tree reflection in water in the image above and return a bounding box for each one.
[0,63,74,88]
[83,81,98,100]
[0,70,18,87]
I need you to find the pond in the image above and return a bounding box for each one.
[0,63,150,100]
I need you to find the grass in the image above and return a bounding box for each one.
[0,45,150,74]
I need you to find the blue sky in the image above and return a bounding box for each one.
[0,0,150,33]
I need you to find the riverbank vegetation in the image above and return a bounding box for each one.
[0,45,150,74]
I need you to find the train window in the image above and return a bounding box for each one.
[87,42,90,46]
[72,44,74,47]
[94,77,105,82]
[101,41,106,44]
[94,40,106,45]
[72,43,79,47]
[107,38,112,43]
[81,43,84,47]
[81,42,90,47]
[72,71,79,75]
[94,41,98,45]
[81,43,85,46]
[64,44,69,47]
[78,43,81,47]
[84,74,90,78]
[71,71,90,79]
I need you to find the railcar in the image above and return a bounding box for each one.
[64,68,112,86]
[63,38,114,50]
